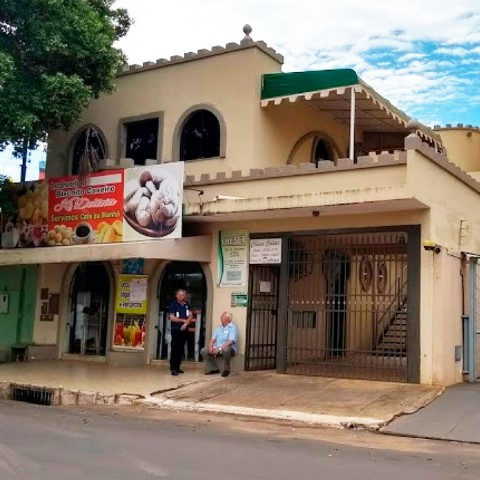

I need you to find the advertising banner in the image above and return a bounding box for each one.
[218,230,249,287]
[115,274,148,315]
[113,274,148,351]
[122,163,183,241]
[0,162,184,249]
[48,170,124,246]
[0,180,49,248]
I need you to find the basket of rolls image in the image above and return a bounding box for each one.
[123,169,180,238]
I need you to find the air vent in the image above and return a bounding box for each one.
[11,385,54,406]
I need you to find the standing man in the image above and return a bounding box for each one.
[200,311,238,377]
[168,289,193,376]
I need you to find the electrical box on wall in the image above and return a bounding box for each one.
[0,293,9,314]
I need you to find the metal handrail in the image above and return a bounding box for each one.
[375,265,408,344]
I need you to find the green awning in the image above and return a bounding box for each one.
[261,69,359,100]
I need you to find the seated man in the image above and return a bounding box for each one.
[200,311,238,377]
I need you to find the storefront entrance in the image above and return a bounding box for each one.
[67,263,110,356]
[155,262,207,362]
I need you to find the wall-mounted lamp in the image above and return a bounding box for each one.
[423,240,441,254]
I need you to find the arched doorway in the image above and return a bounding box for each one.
[155,262,207,362]
[67,262,110,356]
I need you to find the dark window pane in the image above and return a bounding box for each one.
[71,127,106,175]
[313,139,331,163]
[125,118,159,166]
[180,110,220,161]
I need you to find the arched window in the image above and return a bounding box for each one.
[179,110,221,161]
[312,138,332,166]
[71,126,107,176]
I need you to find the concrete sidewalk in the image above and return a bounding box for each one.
[145,371,442,429]
[0,360,442,430]
[383,382,480,443]
[0,359,204,396]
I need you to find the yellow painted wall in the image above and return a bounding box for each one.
[33,264,66,345]
[252,102,349,168]
[189,164,407,202]
[437,129,480,172]
[47,47,282,179]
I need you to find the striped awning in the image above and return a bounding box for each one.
[260,69,441,144]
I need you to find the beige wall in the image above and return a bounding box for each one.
[430,251,464,385]
[33,264,65,345]
[437,129,480,172]
[47,47,282,179]
[252,102,349,168]
[47,45,353,181]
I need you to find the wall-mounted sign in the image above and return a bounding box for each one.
[231,292,248,307]
[122,258,145,275]
[113,274,148,351]
[250,238,282,264]
[115,275,148,315]
[0,163,184,249]
[48,171,124,246]
[218,230,249,287]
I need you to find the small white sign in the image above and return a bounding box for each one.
[259,281,271,293]
[250,238,282,264]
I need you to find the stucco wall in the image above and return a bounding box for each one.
[437,129,480,173]
[34,264,67,345]
[47,47,281,179]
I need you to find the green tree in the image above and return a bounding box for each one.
[0,0,132,180]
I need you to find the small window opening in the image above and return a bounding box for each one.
[124,118,159,165]
[180,110,220,161]
[71,126,106,176]
[312,138,332,166]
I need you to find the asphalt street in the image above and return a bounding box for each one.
[0,400,479,480]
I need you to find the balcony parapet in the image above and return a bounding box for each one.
[404,132,480,194]
[185,151,407,186]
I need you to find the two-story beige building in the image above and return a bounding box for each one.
[3,27,480,385]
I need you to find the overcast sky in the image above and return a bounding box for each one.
[2,1,479,181]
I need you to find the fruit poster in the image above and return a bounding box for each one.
[113,274,148,351]
[48,171,124,246]
[0,180,49,248]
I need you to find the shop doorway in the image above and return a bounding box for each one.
[155,262,207,362]
[245,265,280,371]
[67,263,110,356]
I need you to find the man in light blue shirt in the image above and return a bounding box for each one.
[200,311,238,377]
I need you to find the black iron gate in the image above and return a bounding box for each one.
[245,265,280,371]
[285,231,411,382]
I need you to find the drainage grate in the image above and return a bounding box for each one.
[11,385,54,406]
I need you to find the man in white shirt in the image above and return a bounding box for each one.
[200,311,238,377]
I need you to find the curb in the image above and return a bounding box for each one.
[1,380,385,430]
[135,396,385,430]
[0,381,142,407]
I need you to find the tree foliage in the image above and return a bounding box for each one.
[0,0,131,179]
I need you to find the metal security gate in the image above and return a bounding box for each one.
[285,231,412,382]
[245,265,280,370]
[465,258,480,382]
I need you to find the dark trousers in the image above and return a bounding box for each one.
[170,329,187,371]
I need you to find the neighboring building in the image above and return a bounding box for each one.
[2,27,480,385]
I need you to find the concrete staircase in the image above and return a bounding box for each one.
[376,307,407,356]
